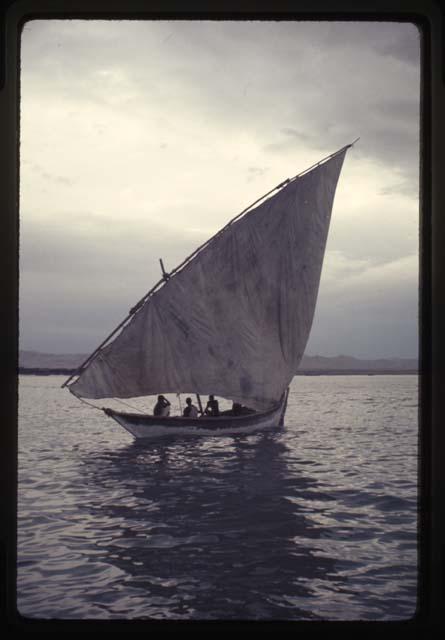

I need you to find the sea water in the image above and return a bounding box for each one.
[17,374,418,620]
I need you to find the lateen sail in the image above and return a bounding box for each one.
[69,149,347,411]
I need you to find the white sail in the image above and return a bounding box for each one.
[69,149,347,411]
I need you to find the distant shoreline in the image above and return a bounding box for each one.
[18,367,418,377]
[295,369,418,376]
[19,368,76,376]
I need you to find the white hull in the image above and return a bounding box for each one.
[104,391,288,440]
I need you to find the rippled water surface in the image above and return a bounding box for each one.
[18,375,418,620]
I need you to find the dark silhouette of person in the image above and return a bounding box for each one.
[204,395,220,417]
[232,402,242,415]
[183,397,198,418]
[153,394,171,416]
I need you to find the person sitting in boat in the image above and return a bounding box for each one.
[232,401,255,415]
[153,394,171,417]
[204,395,220,417]
[232,402,243,415]
[183,397,198,418]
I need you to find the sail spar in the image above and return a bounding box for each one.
[68,147,349,411]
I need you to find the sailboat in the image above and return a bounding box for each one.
[63,141,356,439]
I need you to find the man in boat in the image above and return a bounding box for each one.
[183,397,199,418]
[232,401,255,416]
[204,395,220,417]
[232,402,243,415]
[153,394,171,417]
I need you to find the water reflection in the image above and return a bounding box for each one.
[18,375,418,619]
[79,433,338,619]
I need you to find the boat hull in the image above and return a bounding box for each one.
[103,391,288,440]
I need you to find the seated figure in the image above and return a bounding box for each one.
[153,394,171,416]
[183,397,198,418]
[204,395,220,417]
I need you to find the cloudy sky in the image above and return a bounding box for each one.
[19,19,420,359]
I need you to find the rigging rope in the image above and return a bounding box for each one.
[113,397,147,414]
[70,388,145,414]
[69,354,148,414]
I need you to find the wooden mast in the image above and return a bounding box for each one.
[196,394,204,415]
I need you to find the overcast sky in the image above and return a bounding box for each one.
[19,19,420,359]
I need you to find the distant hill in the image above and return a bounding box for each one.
[298,354,418,373]
[19,350,88,369]
[19,350,418,375]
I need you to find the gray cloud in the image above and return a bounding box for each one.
[21,20,420,172]
[379,182,419,197]
[28,162,75,186]
[19,211,205,352]
[380,26,421,66]
[247,166,269,182]
[19,19,420,358]
[307,262,418,359]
